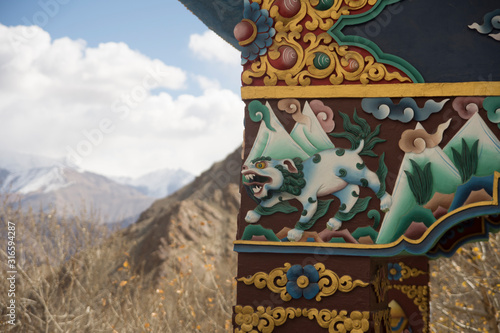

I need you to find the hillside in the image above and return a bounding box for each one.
[123,146,242,280]
[1,145,498,332]
[0,150,194,225]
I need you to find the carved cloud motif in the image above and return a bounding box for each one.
[399,120,451,154]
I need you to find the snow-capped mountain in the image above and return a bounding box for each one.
[111,168,194,198]
[0,149,64,173]
[443,113,500,177]
[0,150,152,225]
[0,165,70,194]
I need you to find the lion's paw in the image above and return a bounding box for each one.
[326,218,342,231]
[245,210,261,223]
[287,228,304,242]
[380,193,392,213]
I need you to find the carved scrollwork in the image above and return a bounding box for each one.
[399,262,427,281]
[234,305,371,333]
[390,285,429,333]
[241,0,413,86]
[388,262,427,282]
[238,262,369,302]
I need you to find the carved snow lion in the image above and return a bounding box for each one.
[242,141,392,241]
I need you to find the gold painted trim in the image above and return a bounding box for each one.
[234,305,371,333]
[389,285,429,333]
[241,81,500,99]
[234,172,500,250]
[398,262,427,281]
[238,262,369,302]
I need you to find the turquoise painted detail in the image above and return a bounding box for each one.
[335,197,371,222]
[352,227,378,242]
[313,52,331,69]
[376,153,388,198]
[241,225,281,241]
[352,209,382,242]
[248,100,276,131]
[328,0,424,83]
[313,153,322,163]
[338,168,347,177]
[295,199,334,231]
[329,110,386,157]
[308,197,317,203]
[360,178,368,187]
[329,237,347,243]
[450,139,479,183]
[336,148,345,156]
[368,209,381,229]
[254,201,298,216]
[387,206,436,243]
[315,0,334,11]
[484,96,500,129]
[404,160,433,206]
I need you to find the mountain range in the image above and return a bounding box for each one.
[0,150,194,226]
[122,146,241,280]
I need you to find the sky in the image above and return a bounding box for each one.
[0,0,244,178]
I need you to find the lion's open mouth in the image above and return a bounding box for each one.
[243,172,271,195]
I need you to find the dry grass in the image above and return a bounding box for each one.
[0,197,235,332]
[2,193,498,332]
[430,232,500,332]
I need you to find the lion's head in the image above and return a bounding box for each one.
[242,156,306,200]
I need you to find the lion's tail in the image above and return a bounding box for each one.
[353,140,364,155]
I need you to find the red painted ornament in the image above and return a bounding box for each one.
[275,0,301,18]
[234,19,257,46]
[269,45,298,70]
[344,58,360,72]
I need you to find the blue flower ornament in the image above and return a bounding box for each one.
[234,0,276,64]
[286,264,320,300]
[388,263,402,281]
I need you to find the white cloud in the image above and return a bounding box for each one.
[189,30,240,66]
[0,24,244,177]
[194,74,221,91]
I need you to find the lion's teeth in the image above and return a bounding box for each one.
[252,185,261,193]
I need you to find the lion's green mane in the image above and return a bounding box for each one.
[275,157,306,196]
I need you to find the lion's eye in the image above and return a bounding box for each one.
[255,162,266,169]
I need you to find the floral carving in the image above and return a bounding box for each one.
[390,285,429,332]
[388,262,427,282]
[234,306,261,332]
[234,306,371,333]
[286,264,320,299]
[240,0,415,86]
[238,262,369,301]
[235,0,276,64]
[388,263,402,281]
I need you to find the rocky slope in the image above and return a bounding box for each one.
[122,146,242,281]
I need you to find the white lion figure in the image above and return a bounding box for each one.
[242,141,392,242]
